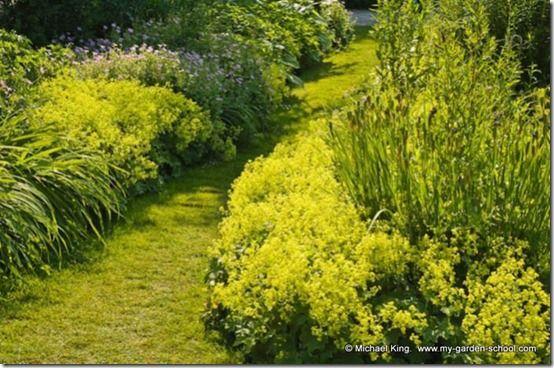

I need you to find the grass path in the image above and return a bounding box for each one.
[0,27,377,364]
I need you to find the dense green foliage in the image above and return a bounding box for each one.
[344,0,377,9]
[331,0,550,273]
[207,0,550,364]
[482,0,550,84]
[0,0,352,281]
[0,112,122,279]
[207,1,346,69]
[33,77,217,192]
[123,1,354,67]
[0,29,70,112]
[0,0,174,46]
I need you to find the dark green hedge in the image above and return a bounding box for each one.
[344,0,377,9]
[0,0,177,46]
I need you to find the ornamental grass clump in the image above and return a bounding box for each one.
[0,112,123,279]
[330,0,550,274]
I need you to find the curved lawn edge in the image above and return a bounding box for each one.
[0,27,376,364]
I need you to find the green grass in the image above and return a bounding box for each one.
[0,26,376,364]
[276,26,378,138]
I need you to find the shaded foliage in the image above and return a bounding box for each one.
[0,112,123,279]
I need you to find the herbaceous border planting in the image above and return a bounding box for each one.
[0,0,550,364]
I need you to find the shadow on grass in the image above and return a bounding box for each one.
[116,25,375,231]
[301,61,358,84]
[78,27,377,244]
[0,27,373,321]
[0,107,305,306]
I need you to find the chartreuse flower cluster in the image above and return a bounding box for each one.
[208,129,429,363]
[0,0,353,281]
[207,0,550,363]
[207,125,550,364]
[33,76,213,192]
[463,254,550,364]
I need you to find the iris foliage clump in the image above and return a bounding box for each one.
[0,113,123,279]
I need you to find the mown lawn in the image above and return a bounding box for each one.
[0,26,376,364]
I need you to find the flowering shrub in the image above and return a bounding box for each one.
[74,40,271,142]
[185,35,278,138]
[32,77,214,192]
